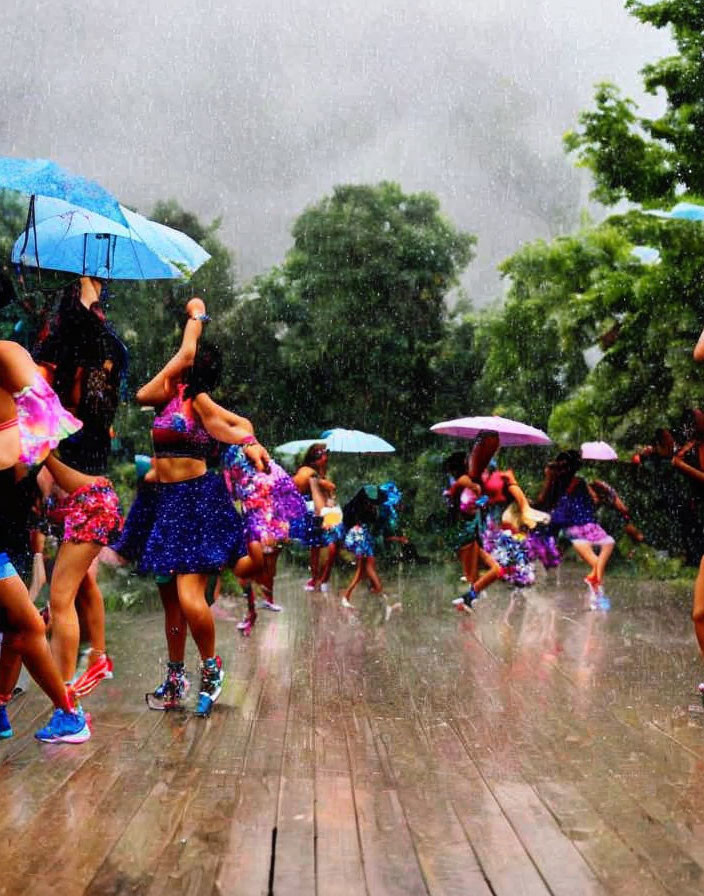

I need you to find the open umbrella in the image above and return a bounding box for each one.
[321,428,395,453]
[0,157,127,224]
[581,440,618,461]
[272,438,321,458]
[12,197,209,280]
[430,415,551,447]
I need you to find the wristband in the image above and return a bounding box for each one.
[189,313,211,323]
[240,434,258,446]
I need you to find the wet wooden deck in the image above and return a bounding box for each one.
[0,564,703,895]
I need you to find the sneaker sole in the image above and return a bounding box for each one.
[35,725,91,744]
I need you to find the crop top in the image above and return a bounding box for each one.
[152,386,216,460]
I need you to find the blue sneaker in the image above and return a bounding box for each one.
[0,705,13,739]
[195,656,224,717]
[452,586,477,612]
[34,708,91,744]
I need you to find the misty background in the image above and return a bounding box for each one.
[0,0,671,304]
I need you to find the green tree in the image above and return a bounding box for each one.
[249,182,476,453]
[564,1,704,205]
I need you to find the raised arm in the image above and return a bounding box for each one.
[192,393,271,471]
[136,298,207,406]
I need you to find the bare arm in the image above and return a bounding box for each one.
[136,298,206,406]
[673,441,704,485]
[695,326,704,362]
[192,393,270,471]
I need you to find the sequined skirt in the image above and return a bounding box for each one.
[115,472,246,576]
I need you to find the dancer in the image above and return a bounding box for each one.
[481,462,545,588]
[223,443,305,635]
[340,484,400,618]
[444,431,502,611]
[292,444,337,591]
[116,299,268,715]
[536,450,615,601]
[34,277,128,683]
[673,411,704,699]
[0,340,89,743]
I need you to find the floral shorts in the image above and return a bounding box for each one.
[53,478,123,546]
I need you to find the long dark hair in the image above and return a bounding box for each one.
[183,340,222,399]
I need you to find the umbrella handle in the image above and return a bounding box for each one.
[19,195,41,283]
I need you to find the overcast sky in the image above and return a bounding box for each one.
[0,0,672,304]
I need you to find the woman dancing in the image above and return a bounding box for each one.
[536,450,614,600]
[340,484,399,616]
[481,462,545,589]
[34,276,128,684]
[292,444,338,591]
[223,443,305,635]
[445,431,502,611]
[0,340,90,743]
[116,299,269,715]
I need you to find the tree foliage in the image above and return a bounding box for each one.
[564,1,704,205]
[235,182,476,452]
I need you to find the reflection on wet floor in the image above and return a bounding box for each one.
[0,563,701,895]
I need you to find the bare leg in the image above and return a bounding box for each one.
[50,542,101,681]
[0,576,71,710]
[458,543,478,581]
[76,564,107,658]
[343,559,364,602]
[571,540,599,577]
[309,547,321,583]
[233,541,264,579]
[158,578,187,662]
[176,573,213,660]
[693,555,704,656]
[474,548,501,594]
[365,557,383,594]
[595,542,614,582]
[319,543,338,584]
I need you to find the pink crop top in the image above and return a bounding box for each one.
[152,386,216,460]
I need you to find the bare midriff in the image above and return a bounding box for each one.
[153,456,207,483]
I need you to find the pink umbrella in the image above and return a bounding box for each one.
[581,441,618,461]
[430,415,552,447]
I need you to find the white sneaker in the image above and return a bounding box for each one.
[451,596,465,606]
[341,597,356,610]
[258,599,283,612]
[320,582,330,594]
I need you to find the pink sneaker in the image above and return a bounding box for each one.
[71,653,114,699]
[304,578,318,592]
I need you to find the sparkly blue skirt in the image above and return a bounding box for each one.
[289,511,327,548]
[115,472,247,576]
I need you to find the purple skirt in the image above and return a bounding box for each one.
[566,523,614,546]
[115,472,246,576]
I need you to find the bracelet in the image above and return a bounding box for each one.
[189,313,211,323]
[240,435,258,446]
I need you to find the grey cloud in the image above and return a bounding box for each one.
[1,0,671,303]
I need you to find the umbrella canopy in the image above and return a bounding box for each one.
[12,197,209,280]
[120,206,211,275]
[581,440,618,461]
[272,438,321,457]
[430,415,551,447]
[0,156,127,224]
[321,428,395,453]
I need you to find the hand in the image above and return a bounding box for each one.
[186,297,206,318]
[244,442,271,472]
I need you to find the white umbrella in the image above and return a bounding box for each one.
[581,440,618,461]
[321,428,395,453]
